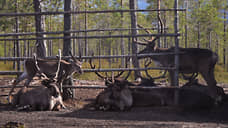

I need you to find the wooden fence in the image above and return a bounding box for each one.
[0,0,182,88]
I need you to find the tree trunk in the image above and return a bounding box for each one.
[63,0,74,100]
[129,0,141,79]
[184,0,188,48]
[72,5,76,55]
[84,0,88,58]
[227,47,228,72]
[157,0,161,47]
[120,0,125,67]
[63,0,72,56]
[164,12,167,48]
[223,9,226,68]
[197,2,200,48]
[4,40,6,64]
[33,0,46,58]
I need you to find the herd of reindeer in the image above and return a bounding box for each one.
[6,25,228,112]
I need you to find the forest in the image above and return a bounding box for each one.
[0,0,228,82]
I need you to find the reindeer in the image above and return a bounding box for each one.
[12,55,65,111]
[8,51,82,103]
[94,79,133,111]
[94,79,222,111]
[12,79,65,111]
[134,24,224,101]
[88,57,134,111]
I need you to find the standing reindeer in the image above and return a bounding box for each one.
[135,24,224,100]
[8,51,82,103]
[136,24,218,87]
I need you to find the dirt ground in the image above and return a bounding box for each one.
[0,77,228,128]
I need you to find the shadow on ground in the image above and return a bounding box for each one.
[56,103,228,124]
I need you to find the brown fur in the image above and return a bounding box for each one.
[9,58,82,103]
[12,82,65,111]
[93,80,226,111]
[94,80,133,111]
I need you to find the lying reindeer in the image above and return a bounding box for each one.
[93,79,225,111]
[9,51,82,103]
[12,55,65,111]
[12,78,65,111]
[93,79,133,111]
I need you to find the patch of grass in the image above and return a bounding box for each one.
[1,60,228,84]
[0,61,14,71]
[214,65,228,83]
[0,62,17,78]
[75,60,228,84]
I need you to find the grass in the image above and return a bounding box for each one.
[214,64,228,84]
[1,60,228,84]
[0,61,14,71]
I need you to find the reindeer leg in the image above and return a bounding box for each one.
[200,70,216,87]
[200,71,224,103]
[8,72,28,104]
[168,70,175,86]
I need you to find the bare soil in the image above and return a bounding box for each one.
[0,77,228,128]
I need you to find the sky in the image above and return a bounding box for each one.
[137,0,228,21]
[138,0,149,9]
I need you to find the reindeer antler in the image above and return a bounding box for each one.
[136,3,164,46]
[69,50,81,65]
[144,58,153,79]
[33,53,50,80]
[89,58,106,80]
[89,53,131,82]
[54,49,62,81]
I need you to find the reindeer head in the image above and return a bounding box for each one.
[136,24,160,58]
[137,37,158,55]
[69,51,83,74]
[136,5,163,58]
[42,79,60,98]
[95,78,133,111]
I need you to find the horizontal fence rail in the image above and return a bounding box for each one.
[0,85,107,89]
[0,53,179,75]
[0,33,180,41]
[0,67,175,75]
[0,9,186,17]
[0,53,177,61]
[0,84,178,89]
[0,28,169,37]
